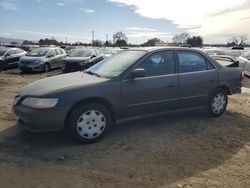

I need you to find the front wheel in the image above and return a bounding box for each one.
[44,63,50,72]
[206,88,228,117]
[67,103,112,144]
[0,61,6,71]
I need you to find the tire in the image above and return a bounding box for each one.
[0,61,3,71]
[44,63,50,72]
[206,88,228,117]
[67,103,112,144]
[0,61,6,71]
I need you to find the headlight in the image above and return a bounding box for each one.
[80,61,87,66]
[34,60,42,64]
[22,97,59,109]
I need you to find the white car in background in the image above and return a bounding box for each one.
[238,50,250,76]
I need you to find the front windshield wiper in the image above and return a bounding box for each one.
[84,70,101,77]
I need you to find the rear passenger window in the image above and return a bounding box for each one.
[136,51,175,77]
[177,51,207,73]
[56,49,62,55]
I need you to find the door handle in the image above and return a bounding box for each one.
[209,80,215,83]
[167,83,175,88]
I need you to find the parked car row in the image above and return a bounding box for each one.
[0,46,119,73]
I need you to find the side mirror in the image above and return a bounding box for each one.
[91,55,96,59]
[128,68,145,79]
[5,53,10,58]
[47,54,54,58]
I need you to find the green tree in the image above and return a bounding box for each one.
[141,38,161,47]
[113,31,128,47]
[186,36,203,47]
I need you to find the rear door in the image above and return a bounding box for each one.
[121,50,179,117]
[55,48,64,67]
[176,50,218,107]
[47,49,57,68]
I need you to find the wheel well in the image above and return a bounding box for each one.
[44,62,50,67]
[217,85,231,95]
[64,97,116,128]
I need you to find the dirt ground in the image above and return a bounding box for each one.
[0,68,250,188]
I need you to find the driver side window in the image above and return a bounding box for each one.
[48,49,56,57]
[136,51,175,77]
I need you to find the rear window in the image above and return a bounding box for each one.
[177,51,207,73]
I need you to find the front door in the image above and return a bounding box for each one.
[121,50,179,118]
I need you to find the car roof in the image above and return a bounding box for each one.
[127,47,203,53]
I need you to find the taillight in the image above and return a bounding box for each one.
[240,72,244,81]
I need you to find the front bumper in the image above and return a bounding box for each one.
[18,63,44,72]
[13,103,68,132]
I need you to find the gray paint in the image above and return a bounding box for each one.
[13,47,242,131]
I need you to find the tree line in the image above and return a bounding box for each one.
[20,31,248,48]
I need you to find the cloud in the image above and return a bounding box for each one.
[62,0,84,4]
[56,2,65,6]
[125,27,157,32]
[0,33,12,36]
[14,29,91,42]
[0,0,17,10]
[79,8,95,13]
[125,27,172,39]
[108,0,250,43]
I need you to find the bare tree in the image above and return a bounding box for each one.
[172,33,190,44]
[230,34,248,46]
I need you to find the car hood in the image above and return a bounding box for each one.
[19,71,108,96]
[20,56,44,62]
[64,57,89,63]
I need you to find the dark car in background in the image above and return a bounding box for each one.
[13,47,243,144]
[63,46,77,54]
[18,47,66,72]
[0,47,26,70]
[63,48,104,73]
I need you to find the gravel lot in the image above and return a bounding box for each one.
[0,69,250,188]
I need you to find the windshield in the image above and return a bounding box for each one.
[0,48,8,56]
[86,50,146,78]
[241,51,250,60]
[68,49,91,57]
[102,48,115,54]
[27,48,50,57]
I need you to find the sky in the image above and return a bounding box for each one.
[0,0,249,44]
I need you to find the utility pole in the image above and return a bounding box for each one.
[92,31,95,46]
[106,33,108,42]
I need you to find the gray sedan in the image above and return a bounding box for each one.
[13,47,242,144]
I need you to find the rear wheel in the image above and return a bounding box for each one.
[44,63,50,72]
[206,88,228,117]
[67,103,112,144]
